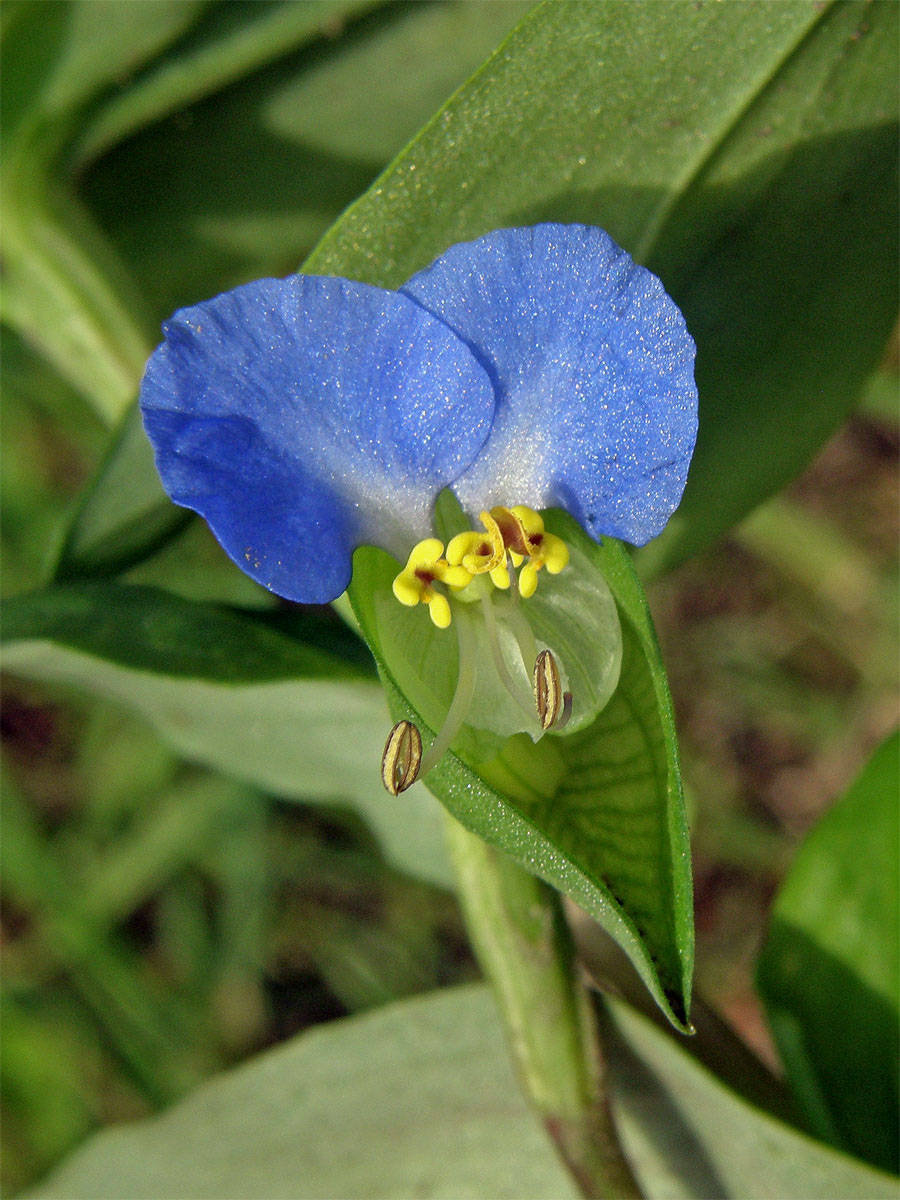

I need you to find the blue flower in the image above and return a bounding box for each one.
[140,224,697,790]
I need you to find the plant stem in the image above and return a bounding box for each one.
[444,813,643,1200]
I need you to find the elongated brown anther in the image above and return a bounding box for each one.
[533,648,566,730]
[381,720,423,794]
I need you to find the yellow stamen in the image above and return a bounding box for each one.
[392,537,472,628]
[391,505,570,627]
[489,563,512,590]
[446,510,506,578]
[493,505,570,595]
[519,560,540,599]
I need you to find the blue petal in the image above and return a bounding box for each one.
[402,225,698,546]
[140,276,496,603]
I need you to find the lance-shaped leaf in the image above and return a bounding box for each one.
[1,584,453,889]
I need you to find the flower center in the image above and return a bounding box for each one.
[382,505,573,794]
[392,505,570,625]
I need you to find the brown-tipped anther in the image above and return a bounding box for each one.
[533,649,565,731]
[381,720,423,795]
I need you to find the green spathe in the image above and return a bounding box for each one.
[372,492,623,766]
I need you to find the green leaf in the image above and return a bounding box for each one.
[757,730,900,1174]
[1,584,453,889]
[72,0,385,165]
[350,517,693,1030]
[82,0,533,319]
[1,1,382,423]
[604,997,899,1200]
[29,985,895,1200]
[54,402,190,580]
[1,1,207,419]
[1,0,206,139]
[303,0,898,570]
[26,986,580,1200]
[1,582,368,681]
[641,0,900,574]
[0,165,152,424]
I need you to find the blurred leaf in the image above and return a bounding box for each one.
[0,995,95,1195]
[1,0,206,139]
[0,326,105,440]
[350,518,693,1030]
[294,903,444,1014]
[54,402,189,580]
[734,492,899,681]
[859,360,900,425]
[1,777,208,1103]
[28,985,895,1200]
[0,182,150,423]
[121,521,280,607]
[82,0,533,317]
[0,1,207,418]
[75,699,181,831]
[0,336,105,595]
[81,774,262,928]
[604,998,899,1200]
[27,986,579,1200]
[73,0,384,165]
[1,1,387,423]
[256,0,535,165]
[757,730,900,1174]
[1,584,453,888]
[303,0,898,571]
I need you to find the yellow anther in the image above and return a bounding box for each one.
[492,506,536,556]
[446,510,505,576]
[445,530,485,568]
[540,534,569,574]
[489,563,512,590]
[519,561,540,599]
[428,591,452,629]
[393,505,570,626]
[392,537,472,628]
[510,504,544,539]
[492,505,570,595]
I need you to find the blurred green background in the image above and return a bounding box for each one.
[2,1,897,1193]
